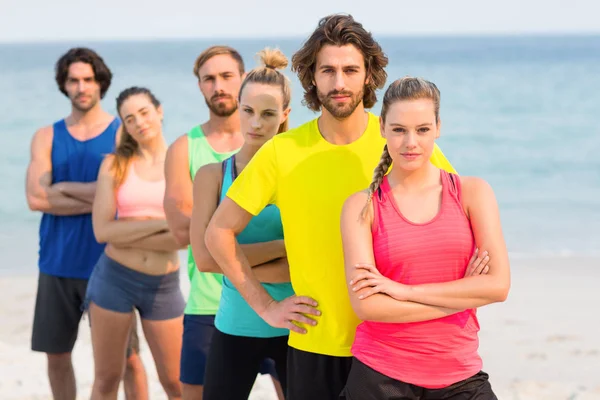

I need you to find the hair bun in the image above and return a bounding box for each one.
[257,48,288,70]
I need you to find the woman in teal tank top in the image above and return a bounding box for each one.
[189,48,294,400]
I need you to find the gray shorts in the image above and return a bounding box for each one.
[85,253,184,320]
[31,271,140,355]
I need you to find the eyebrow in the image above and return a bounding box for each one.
[124,107,148,119]
[241,104,278,112]
[318,64,361,70]
[389,122,433,127]
[202,70,235,79]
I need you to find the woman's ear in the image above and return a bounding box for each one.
[282,107,291,122]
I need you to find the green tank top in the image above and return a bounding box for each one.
[185,125,239,315]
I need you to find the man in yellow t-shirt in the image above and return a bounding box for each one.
[205,14,456,400]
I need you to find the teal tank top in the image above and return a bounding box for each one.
[214,155,294,338]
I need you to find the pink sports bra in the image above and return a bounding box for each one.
[116,162,166,219]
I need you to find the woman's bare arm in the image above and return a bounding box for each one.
[190,163,285,273]
[92,156,169,244]
[340,191,464,323]
[401,177,511,309]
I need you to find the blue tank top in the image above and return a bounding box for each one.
[214,155,295,337]
[38,118,120,279]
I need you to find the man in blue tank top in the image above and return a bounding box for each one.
[25,47,148,400]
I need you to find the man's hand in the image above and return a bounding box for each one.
[261,295,321,334]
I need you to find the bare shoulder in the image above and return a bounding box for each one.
[459,176,497,205]
[98,154,116,174]
[341,189,371,219]
[194,162,222,185]
[32,125,53,147]
[168,134,189,155]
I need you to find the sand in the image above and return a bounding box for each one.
[1,256,599,399]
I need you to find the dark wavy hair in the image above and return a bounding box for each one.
[291,14,389,112]
[55,47,112,98]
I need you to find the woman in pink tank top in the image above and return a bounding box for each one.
[87,87,185,399]
[339,77,511,399]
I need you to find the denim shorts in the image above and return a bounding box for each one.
[85,253,185,320]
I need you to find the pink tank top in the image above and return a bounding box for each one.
[116,162,166,219]
[351,170,482,389]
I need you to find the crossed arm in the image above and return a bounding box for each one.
[190,163,289,283]
[340,177,510,323]
[26,127,96,215]
[92,155,181,252]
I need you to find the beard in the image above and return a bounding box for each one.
[71,94,99,113]
[205,93,238,117]
[317,87,364,119]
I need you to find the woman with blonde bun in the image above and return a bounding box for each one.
[190,48,293,400]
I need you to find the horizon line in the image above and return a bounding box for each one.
[1,30,599,45]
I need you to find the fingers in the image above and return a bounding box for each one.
[292,303,321,317]
[351,278,379,292]
[349,271,378,285]
[284,321,307,334]
[471,252,490,276]
[288,312,318,326]
[466,249,488,276]
[469,248,479,265]
[480,265,490,275]
[358,286,381,300]
[284,300,321,334]
[354,263,381,275]
[293,296,318,308]
[464,248,478,276]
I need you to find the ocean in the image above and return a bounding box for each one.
[1,35,599,275]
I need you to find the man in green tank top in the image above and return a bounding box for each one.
[164,46,283,400]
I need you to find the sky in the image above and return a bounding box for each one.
[1,0,599,42]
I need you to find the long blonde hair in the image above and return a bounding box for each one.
[239,48,292,133]
[361,76,441,219]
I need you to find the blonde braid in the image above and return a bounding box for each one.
[360,145,392,219]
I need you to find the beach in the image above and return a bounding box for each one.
[1,35,599,400]
[1,256,598,399]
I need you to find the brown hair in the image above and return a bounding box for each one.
[193,45,245,79]
[361,76,441,218]
[239,48,292,133]
[291,14,388,112]
[111,87,161,187]
[55,47,112,98]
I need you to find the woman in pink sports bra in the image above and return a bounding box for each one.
[87,87,185,399]
[339,77,511,399]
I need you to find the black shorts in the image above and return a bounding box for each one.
[31,271,139,356]
[340,357,498,400]
[180,315,278,385]
[203,329,288,400]
[287,347,353,400]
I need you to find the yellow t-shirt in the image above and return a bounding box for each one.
[227,112,456,357]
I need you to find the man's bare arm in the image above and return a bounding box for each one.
[25,127,92,215]
[164,135,193,246]
[56,182,97,203]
